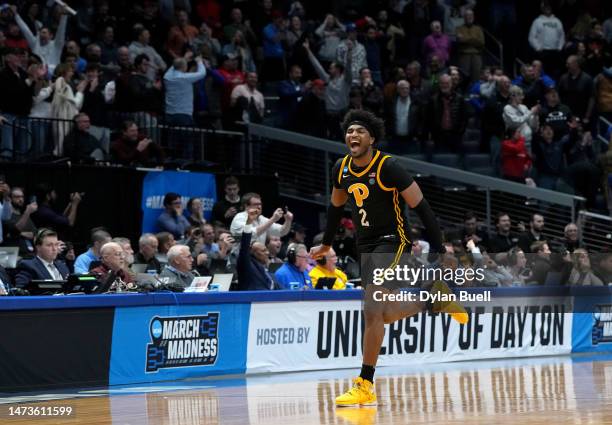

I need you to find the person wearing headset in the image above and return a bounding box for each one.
[274,243,312,290]
[15,228,69,288]
[308,247,348,290]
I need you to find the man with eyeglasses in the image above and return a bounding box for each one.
[15,228,69,287]
[309,247,348,290]
[274,243,312,290]
[159,245,196,289]
[90,242,134,288]
[230,192,293,245]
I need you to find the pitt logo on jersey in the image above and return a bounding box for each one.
[348,183,369,207]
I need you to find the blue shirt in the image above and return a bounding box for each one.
[74,249,98,274]
[157,211,190,239]
[263,23,284,58]
[274,263,312,290]
[163,61,207,116]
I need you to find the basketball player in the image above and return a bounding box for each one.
[310,110,469,407]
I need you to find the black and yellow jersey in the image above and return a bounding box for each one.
[332,149,414,251]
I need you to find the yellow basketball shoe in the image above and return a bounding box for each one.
[431,281,469,324]
[335,407,377,425]
[336,377,377,407]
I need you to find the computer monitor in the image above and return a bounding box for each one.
[0,247,19,269]
[27,280,67,295]
[315,277,336,290]
[64,274,98,294]
[211,274,233,291]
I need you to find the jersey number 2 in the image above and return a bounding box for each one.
[359,208,370,227]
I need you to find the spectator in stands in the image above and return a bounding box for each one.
[555,223,583,253]
[593,252,612,285]
[90,241,135,288]
[594,67,612,123]
[230,72,264,124]
[528,2,565,80]
[159,245,196,288]
[518,214,546,253]
[221,30,255,73]
[488,212,519,253]
[598,134,612,214]
[296,79,327,137]
[309,247,347,290]
[157,192,190,239]
[482,75,511,170]
[112,237,135,268]
[3,187,37,255]
[0,48,34,160]
[110,120,164,166]
[278,65,308,129]
[186,197,206,227]
[74,228,111,274]
[336,23,366,86]
[539,87,572,140]
[362,25,383,86]
[164,55,206,126]
[454,211,489,248]
[28,59,54,157]
[262,10,287,82]
[568,249,604,286]
[51,63,87,155]
[501,127,532,183]
[274,242,312,289]
[15,228,69,287]
[467,242,513,287]
[405,61,432,105]
[64,40,87,74]
[505,247,532,286]
[512,64,547,108]
[128,26,166,81]
[236,209,279,290]
[63,113,106,162]
[230,192,293,245]
[424,74,467,153]
[12,4,67,72]
[99,26,118,67]
[304,39,352,140]
[315,14,345,66]
[456,9,484,84]
[166,9,199,59]
[423,20,451,68]
[223,8,257,50]
[127,54,163,119]
[135,233,162,273]
[358,68,383,115]
[384,79,422,154]
[528,240,552,285]
[531,60,555,89]
[503,85,540,146]
[211,176,241,228]
[564,122,600,209]
[156,232,176,263]
[532,124,565,190]
[266,234,283,264]
[402,0,444,62]
[30,183,81,238]
[214,53,246,115]
[558,55,595,125]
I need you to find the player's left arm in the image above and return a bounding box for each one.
[381,157,445,253]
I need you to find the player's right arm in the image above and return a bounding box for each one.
[310,187,348,260]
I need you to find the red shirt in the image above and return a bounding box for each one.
[501,136,532,178]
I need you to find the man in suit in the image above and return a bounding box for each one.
[237,207,279,291]
[383,79,422,154]
[15,228,69,287]
[159,245,196,288]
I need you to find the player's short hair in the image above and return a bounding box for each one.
[341,110,385,143]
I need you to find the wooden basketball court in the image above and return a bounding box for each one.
[2,354,611,424]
